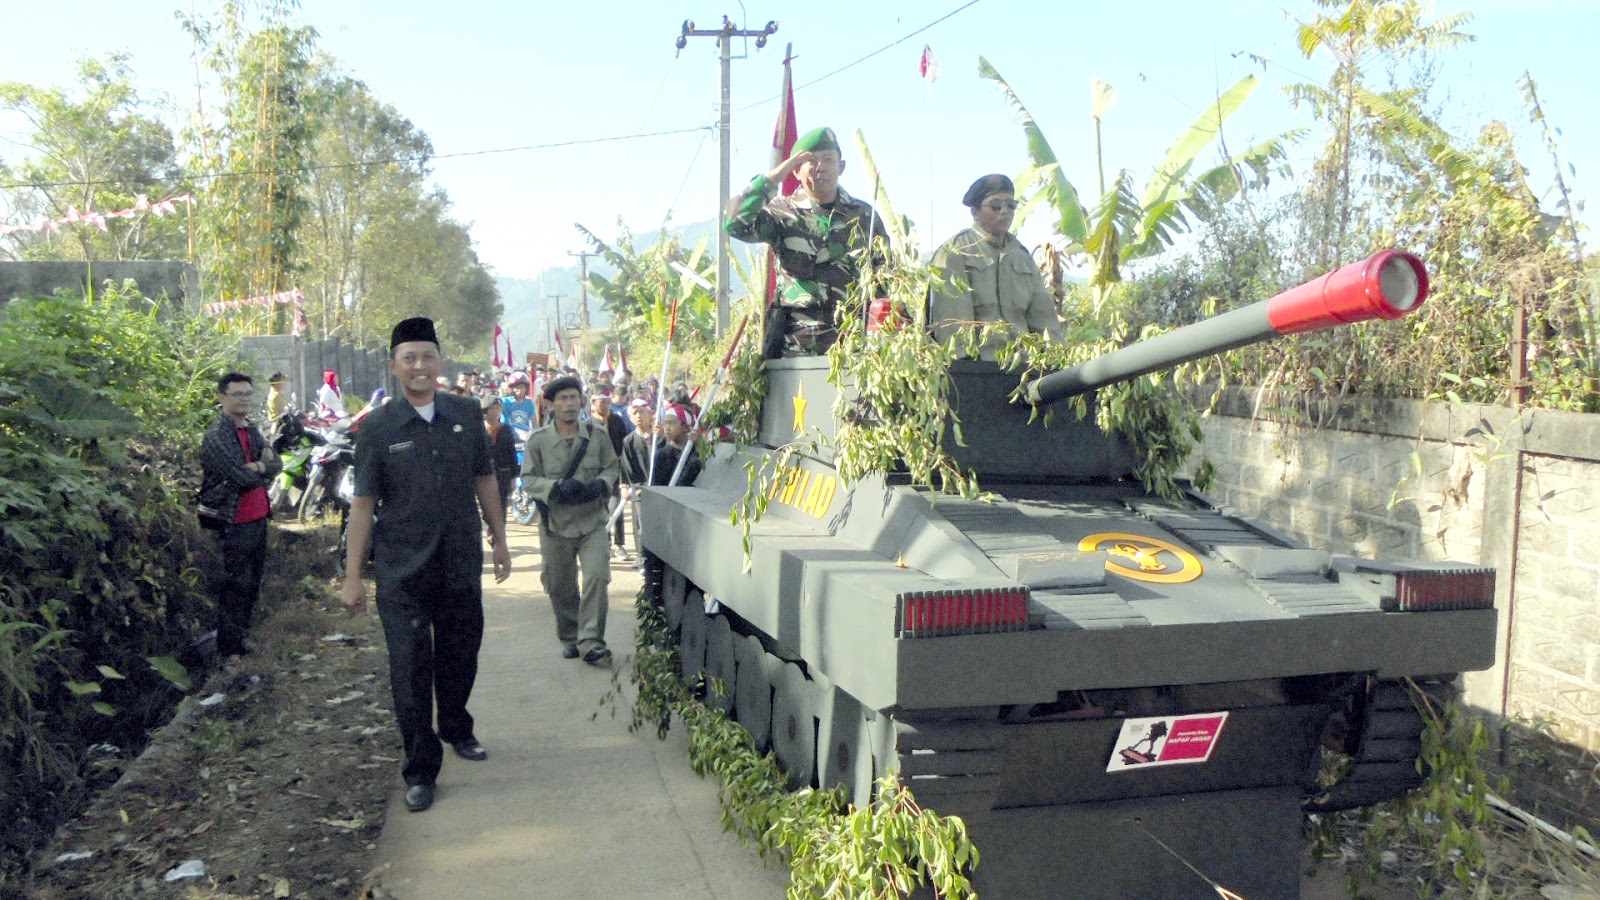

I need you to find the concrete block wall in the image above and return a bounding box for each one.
[1191,387,1600,827]
[0,261,200,309]
[1195,408,1487,565]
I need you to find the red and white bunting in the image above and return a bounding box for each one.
[0,193,195,238]
[204,287,307,316]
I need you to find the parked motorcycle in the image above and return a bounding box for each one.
[334,461,362,571]
[297,409,368,523]
[267,411,325,513]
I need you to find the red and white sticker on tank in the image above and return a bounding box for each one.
[1077,533,1203,584]
[1106,712,1229,772]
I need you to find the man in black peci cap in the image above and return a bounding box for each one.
[341,316,511,814]
[725,125,891,357]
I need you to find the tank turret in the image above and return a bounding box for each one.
[638,252,1495,899]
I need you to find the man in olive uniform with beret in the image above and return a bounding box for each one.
[725,126,891,357]
[342,317,511,814]
[522,375,621,664]
[929,174,1062,360]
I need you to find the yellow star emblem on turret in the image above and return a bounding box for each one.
[792,381,808,434]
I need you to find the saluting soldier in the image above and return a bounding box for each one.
[725,126,891,357]
[341,317,511,814]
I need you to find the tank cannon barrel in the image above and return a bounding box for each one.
[1024,250,1430,406]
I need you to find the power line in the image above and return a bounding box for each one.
[0,124,712,191]
[664,127,713,221]
[734,0,982,114]
[0,0,982,194]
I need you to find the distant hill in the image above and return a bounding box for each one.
[495,218,760,358]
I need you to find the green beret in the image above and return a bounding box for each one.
[794,127,839,154]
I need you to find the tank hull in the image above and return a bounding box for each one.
[638,357,1496,898]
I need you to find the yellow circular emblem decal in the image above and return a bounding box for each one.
[1077,532,1203,584]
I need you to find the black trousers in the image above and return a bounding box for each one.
[215,517,268,657]
[376,551,485,787]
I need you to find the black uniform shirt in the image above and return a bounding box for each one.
[621,430,653,485]
[353,391,492,590]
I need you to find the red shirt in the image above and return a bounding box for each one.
[234,426,271,524]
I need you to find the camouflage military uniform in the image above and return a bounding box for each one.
[725,173,890,356]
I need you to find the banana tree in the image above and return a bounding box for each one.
[575,222,717,341]
[979,57,1301,308]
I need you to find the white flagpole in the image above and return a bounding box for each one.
[667,315,748,487]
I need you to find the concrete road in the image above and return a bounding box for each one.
[368,519,1367,899]
[371,519,789,899]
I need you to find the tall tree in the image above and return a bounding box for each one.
[183,0,318,324]
[298,66,433,340]
[1285,0,1473,269]
[355,189,500,356]
[0,55,186,262]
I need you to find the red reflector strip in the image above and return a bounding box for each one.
[898,588,1031,638]
[1390,568,1496,611]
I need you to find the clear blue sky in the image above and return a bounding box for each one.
[2,0,1594,280]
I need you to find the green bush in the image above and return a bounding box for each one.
[0,284,233,882]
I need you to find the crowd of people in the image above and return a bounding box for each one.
[204,318,711,814]
[199,126,1065,816]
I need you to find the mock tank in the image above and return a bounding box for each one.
[637,251,1498,899]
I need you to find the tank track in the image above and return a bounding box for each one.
[651,557,1005,812]
[1304,677,1454,813]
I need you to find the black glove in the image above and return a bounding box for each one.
[549,478,584,504]
[578,479,609,503]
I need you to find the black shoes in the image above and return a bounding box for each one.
[451,737,489,761]
[404,784,434,812]
[563,642,609,663]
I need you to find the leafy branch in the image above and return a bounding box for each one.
[617,589,981,898]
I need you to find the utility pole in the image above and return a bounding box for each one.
[676,15,778,338]
[567,249,597,332]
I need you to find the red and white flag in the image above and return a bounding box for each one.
[766,50,800,307]
[919,44,940,83]
[773,49,800,197]
[598,344,614,373]
[492,324,505,368]
[553,329,565,354]
[618,345,629,375]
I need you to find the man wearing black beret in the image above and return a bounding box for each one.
[929,173,1062,359]
[521,375,620,664]
[725,125,891,357]
[341,317,511,814]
